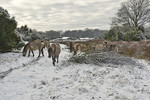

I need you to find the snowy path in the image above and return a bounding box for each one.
[0,44,150,100]
[0,44,71,100]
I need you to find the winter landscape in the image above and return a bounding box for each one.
[1,0,150,99]
[0,43,150,100]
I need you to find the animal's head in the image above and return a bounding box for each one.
[48,47,52,58]
[22,43,29,57]
[43,41,47,48]
[43,41,50,49]
[22,51,27,56]
[79,44,87,52]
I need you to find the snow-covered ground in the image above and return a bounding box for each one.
[0,44,150,100]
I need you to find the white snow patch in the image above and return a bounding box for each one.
[0,44,150,100]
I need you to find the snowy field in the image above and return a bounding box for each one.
[0,44,150,100]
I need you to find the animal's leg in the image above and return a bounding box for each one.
[28,50,30,57]
[31,50,34,57]
[38,49,41,57]
[57,56,59,63]
[52,57,55,66]
[41,48,44,56]
[53,57,56,62]
[53,61,55,66]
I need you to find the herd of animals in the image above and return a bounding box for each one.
[22,40,60,66]
[22,39,150,66]
[22,39,117,66]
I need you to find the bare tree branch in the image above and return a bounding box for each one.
[111,0,150,30]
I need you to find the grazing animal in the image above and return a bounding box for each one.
[73,43,86,55]
[109,44,117,51]
[95,41,118,52]
[43,40,50,49]
[105,42,118,52]
[22,40,44,57]
[48,43,61,66]
[95,43,106,51]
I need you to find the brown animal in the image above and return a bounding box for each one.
[22,40,44,57]
[109,44,118,52]
[73,43,86,55]
[43,40,50,49]
[48,43,61,66]
[95,42,106,51]
[103,41,118,52]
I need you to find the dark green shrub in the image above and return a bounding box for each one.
[0,7,21,52]
[125,28,143,41]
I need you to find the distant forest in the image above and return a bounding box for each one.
[16,25,108,41]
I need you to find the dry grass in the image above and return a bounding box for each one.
[60,39,150,61]
[112,40,150,61]
[84,39,150,61]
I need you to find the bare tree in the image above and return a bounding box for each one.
[112,0,150,29]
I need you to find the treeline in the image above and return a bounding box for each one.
[62,28,107,39]
[17,25,108,41]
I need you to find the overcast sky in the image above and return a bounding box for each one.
[0,0,125,31]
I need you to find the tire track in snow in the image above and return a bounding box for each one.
[0,58,40,79]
